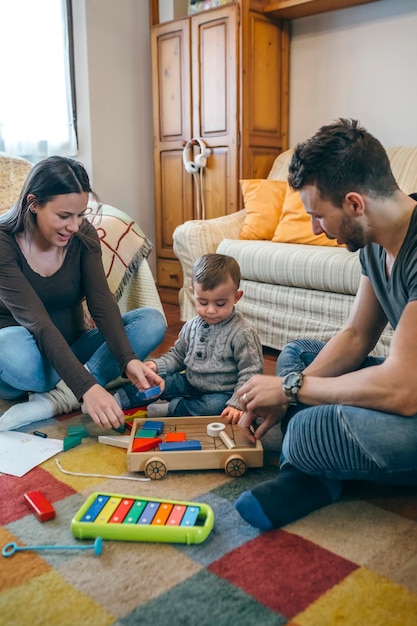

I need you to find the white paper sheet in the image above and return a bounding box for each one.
[0,431,63,477]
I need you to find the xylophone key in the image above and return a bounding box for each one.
[152,503,173,525]
[95,497,121,523]
[166,504,187,526]
[180,506,200,527]
[138,501,159,525]
[123,499,148,523]
[109,498,135,524]
[81,494,110,522]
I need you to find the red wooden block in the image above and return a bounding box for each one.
[131,437,162,453]
[24,490,56,522]
[165,432,186,442]
[123,408,147,418]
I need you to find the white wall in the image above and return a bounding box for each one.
[72,0,156,272]
[289,0,417,146]
[71,0,417,280]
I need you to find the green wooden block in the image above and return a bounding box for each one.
[63,435,82,451]
[135,429,158,438]
[67,425,88,438]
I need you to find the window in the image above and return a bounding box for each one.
[0,0,77,161]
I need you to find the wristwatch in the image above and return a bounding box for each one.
[282,371,304,404]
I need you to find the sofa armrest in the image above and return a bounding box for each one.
[173,210,246,320]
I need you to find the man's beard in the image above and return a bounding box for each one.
[340,215,366,252]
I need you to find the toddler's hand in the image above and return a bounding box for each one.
[221,406,243,424]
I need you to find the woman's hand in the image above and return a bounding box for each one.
[125,359,165,393]
[82,384,125,429]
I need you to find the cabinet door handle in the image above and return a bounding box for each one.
[169,272,178,279]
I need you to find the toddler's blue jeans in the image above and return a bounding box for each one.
[158,372,231,417]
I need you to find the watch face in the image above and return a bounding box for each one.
[285,372,301,388]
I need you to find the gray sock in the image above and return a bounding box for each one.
[146,401,170,418]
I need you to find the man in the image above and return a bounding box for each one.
[235,118,417,530]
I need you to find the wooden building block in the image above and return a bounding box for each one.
[159,440,201,451]
[165,432,186,442]
[131,437,162,453]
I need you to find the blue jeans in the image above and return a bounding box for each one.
[0,307,166,400]
[277,339,417,487]
[158,372,231,417]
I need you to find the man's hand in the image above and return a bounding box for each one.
[236,374,290,442]
[237,374,287,414]
[238,405,288,443]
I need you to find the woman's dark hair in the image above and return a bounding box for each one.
[0,156,95,237]
[288,118,399,207]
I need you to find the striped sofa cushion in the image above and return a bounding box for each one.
[217,239,361,296]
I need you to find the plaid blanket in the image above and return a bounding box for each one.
[93,204,152,301]
[1,412,417,626]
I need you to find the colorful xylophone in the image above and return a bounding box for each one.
[71,492,214,544]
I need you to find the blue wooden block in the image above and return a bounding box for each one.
[142,420,164,435]
[159,440,201,451]
[136,386,162,401]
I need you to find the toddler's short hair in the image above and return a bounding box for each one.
[192,253,241,291]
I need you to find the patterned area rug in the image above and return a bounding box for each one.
[1,411,417,626]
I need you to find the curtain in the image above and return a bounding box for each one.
[0,0,77,160]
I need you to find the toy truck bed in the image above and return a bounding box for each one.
[127,416,263,479]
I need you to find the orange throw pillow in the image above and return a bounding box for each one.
[272,185,344,247]
[239,179,287,240]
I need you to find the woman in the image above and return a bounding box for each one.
[0,156,165,431]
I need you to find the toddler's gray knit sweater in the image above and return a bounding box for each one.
[151,309,263,409]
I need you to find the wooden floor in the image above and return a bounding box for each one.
[151,302,278,376]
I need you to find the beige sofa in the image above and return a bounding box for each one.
[0,152,164,319]
[173,147,417,356]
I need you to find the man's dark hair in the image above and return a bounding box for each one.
[288,118,399,206]
[192,253,241,291]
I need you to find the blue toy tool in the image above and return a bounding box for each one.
[2,536,103,557]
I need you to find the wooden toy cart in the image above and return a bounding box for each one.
[127,416,263,480]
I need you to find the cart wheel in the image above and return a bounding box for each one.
[225,454,247,478]
[145,457,167,480]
